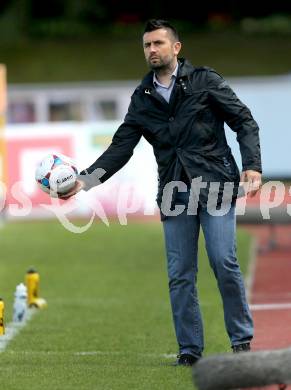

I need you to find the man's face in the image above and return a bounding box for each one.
[143,28,181,71]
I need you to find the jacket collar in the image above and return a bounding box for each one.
[177,58,194,78]
[141,58,194,94]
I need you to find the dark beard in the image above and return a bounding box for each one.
[149,63,164,71]
[148,59,171,72]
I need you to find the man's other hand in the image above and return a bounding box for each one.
[240,170,262,197]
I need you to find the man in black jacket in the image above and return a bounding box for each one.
[62,19,262,366]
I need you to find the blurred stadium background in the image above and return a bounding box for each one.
[0,1,291,389]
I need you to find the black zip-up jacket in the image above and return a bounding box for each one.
[81,58,262,214]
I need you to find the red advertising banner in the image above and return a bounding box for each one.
[7,135,73,207]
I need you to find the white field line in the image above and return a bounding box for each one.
[0,308,36,353]
[0,308,177,359]
[74,351,177,358]
[4,350,177,359]
[250,303,291,311]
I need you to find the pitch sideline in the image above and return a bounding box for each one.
[0,308,36,353]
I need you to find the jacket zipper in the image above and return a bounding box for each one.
[176,152,192,183]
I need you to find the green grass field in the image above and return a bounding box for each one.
[0,220,251,390]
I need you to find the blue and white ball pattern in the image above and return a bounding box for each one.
[35,153,78,196]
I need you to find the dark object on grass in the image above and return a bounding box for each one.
[193,348,291,390]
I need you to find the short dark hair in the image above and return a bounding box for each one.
[143,19,179,41]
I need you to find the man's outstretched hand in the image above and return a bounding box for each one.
[59,179,85,200]
[240,170,262,197]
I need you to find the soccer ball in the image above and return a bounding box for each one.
[35,153,78,196]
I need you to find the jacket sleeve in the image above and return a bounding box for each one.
[80,96,142,189]
[207,69,262,173]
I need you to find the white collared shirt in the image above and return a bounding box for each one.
[153,63,178,103]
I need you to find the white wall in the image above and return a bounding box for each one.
[225,74,291,178]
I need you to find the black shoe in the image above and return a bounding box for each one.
[232,342,251,353]
[173,353,199,366]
